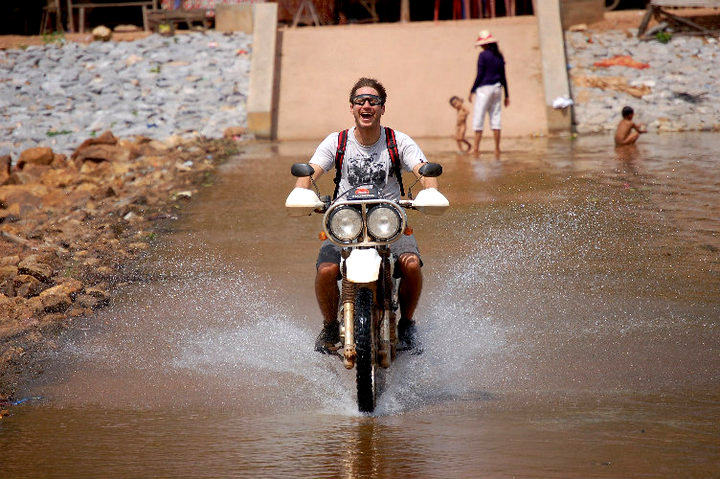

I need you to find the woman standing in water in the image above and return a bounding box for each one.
[469,30,510,157]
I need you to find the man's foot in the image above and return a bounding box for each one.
[397,319,419,353]
[314,320,340,354]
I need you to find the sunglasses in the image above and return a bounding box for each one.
[351,94,384,106]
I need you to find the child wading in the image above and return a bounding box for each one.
[614,106,646,146]
[449,96,471,152]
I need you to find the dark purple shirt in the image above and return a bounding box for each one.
[470,49,509,98]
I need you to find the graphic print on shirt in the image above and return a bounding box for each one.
[346,152,387,187]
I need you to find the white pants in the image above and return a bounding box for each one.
[472,83,502,131]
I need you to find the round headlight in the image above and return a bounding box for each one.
[367,205,402,241]
[328,207,363,242]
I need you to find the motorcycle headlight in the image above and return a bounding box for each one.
[367,205,402,241]
[328,207,363,242]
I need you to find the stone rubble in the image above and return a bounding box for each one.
[565,30,720,134]
[0,31,252,164]
[1,132,241,398]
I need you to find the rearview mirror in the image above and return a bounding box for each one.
[419,163,442,177]
[291,163,315,177]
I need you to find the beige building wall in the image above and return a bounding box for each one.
[276,16,547,141]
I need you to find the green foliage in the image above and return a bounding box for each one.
[655,31,672,44]
[42,31,66,46]
[46,129,72,137]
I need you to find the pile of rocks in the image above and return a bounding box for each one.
[565,29,720,134]
[0,31,252,163]
[0,130,240,396]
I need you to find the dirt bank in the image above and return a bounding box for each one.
[0,129,246,405]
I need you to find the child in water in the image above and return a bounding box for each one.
[615,106,646,146]
[449,96,472,152]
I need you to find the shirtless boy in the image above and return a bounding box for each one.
[615,106,646,146]
[449,96,472,152]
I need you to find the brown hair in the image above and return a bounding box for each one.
[349,77,387,104]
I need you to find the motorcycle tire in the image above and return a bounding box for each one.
[354,287,376,413]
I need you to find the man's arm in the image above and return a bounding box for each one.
[294,163,325,189]
[412,163,439,189]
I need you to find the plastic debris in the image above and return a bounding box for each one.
[552,96,574,109]
[593,55,650,69]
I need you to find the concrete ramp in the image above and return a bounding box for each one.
[275,17,548,141]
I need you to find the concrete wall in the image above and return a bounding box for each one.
[275,16,548,141]
[559,0,604,28]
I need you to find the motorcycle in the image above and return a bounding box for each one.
[285,162,449,413]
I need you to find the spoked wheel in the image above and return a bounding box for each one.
[354,287,376,413]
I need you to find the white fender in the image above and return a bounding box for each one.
[412,188,449,215]
[345,249,381,283]
[285,187,324,217]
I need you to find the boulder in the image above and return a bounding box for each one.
[14,274,44,298]
[72,131,117,157]
[0,256,19,266]
[17,254,53,282]
[35,284,75,313]
[17,147,54,169]
[92,25,112,42]
[17,163,51,179]
[74,144,132,165]
[0,155,10,186]
[0,184,48,216]
[0,265,18,296]
[41,168,79,189]
[223,126,246,139]
[0,294,15,321]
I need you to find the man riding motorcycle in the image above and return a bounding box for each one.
[292,77,441,353]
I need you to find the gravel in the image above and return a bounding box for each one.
[0,31,252,163]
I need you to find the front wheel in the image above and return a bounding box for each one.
[354,287,376,413]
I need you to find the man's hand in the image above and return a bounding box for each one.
[294,164,324,189]
[412,163,439,190]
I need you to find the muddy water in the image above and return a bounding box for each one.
[2,133,719,478]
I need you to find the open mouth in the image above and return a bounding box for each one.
[360,111,374,120]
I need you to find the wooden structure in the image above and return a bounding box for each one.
[66,0,159,32]
[147,8,211,31]
[638,0,720,37]
[292,0,321,25]
[41,0,64,33]
[433,0,530,20]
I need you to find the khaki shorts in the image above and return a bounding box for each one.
[316,234,422,269]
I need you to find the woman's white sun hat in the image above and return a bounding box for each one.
[475,30,496,46]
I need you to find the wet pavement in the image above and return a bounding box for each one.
[1,132,718,478]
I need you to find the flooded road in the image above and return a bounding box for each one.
[2,133,719,478]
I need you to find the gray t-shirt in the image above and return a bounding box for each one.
[309,126,426,200]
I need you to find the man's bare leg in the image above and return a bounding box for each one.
[396,253,422,350]
[397,253,422,322]
[314,262,340,352]
[316,262,340,325]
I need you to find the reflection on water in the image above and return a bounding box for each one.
[1,133,718,479]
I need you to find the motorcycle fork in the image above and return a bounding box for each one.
[339,250,360,369]
[378,251,394,368]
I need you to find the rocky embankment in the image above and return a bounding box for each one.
[0,31,252,403]
[565,28,720,134]
[0,132,242,402]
